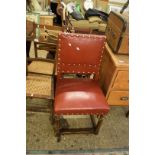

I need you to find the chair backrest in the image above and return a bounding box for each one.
[56,32,106,80]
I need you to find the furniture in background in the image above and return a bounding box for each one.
[108,0,129,13]
[57,0,109,33]
[120,0,129,14]
[105,11,129,55]
[26,9,62,112]
[50,1,62,25]
[26,0,58,29]
[26,20,36,39]
[52,32,110,142]
[26,11,62,58]
[26,29,58,112]
[26,53,55,103]
[99,44,129,106]
[26,20,36,58]
[39,14,56,28]
[34,28,61,59]
[101,4,129,116]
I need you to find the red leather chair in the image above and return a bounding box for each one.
[52,32,110,142]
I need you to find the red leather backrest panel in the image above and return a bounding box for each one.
[57,32,106,80]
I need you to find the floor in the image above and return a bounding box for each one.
[26,99,128,152]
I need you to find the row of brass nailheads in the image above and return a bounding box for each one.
[58,63,99,67]
[58,34,106,41]
[57,61,100,73]
[57,62,99,68]
[57,62,102,68]
[57,70,96,74]
[60,33,98,38]
[60,33,105,38]
[57,66,97,72]
[57,64,97,69]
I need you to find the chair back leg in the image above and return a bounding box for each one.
[90,115,105,135]
[94,115,105,134]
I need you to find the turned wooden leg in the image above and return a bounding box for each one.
[54,115,61,142]
[49,103,55,125]
[90,115,96,130]
[94,115,104,135]
[34,42,38,58]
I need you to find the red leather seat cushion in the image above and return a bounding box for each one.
[54,79,110,115]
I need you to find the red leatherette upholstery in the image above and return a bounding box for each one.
[56,33,106,80]
[54,32,109,115]
[55,79,109,115]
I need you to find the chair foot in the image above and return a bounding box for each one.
[126,110,129,117]
[60,117,69,129]
[49,115,55,125]
[50,102,55,125]
[57,135,61,142]
[94,132,98,135]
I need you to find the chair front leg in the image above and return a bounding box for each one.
[126,110,129,117]
[54,115,61,142]
[49,102,55,125]
[34,42,38,58]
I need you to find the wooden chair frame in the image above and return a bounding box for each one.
[26,28,58,112]
[51,113,106,142]
[26,59,55,112]
[51,33,109,142]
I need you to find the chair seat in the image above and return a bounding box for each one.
[54,79,109,115]
[26,74,54,99]
[28,61,54,75]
